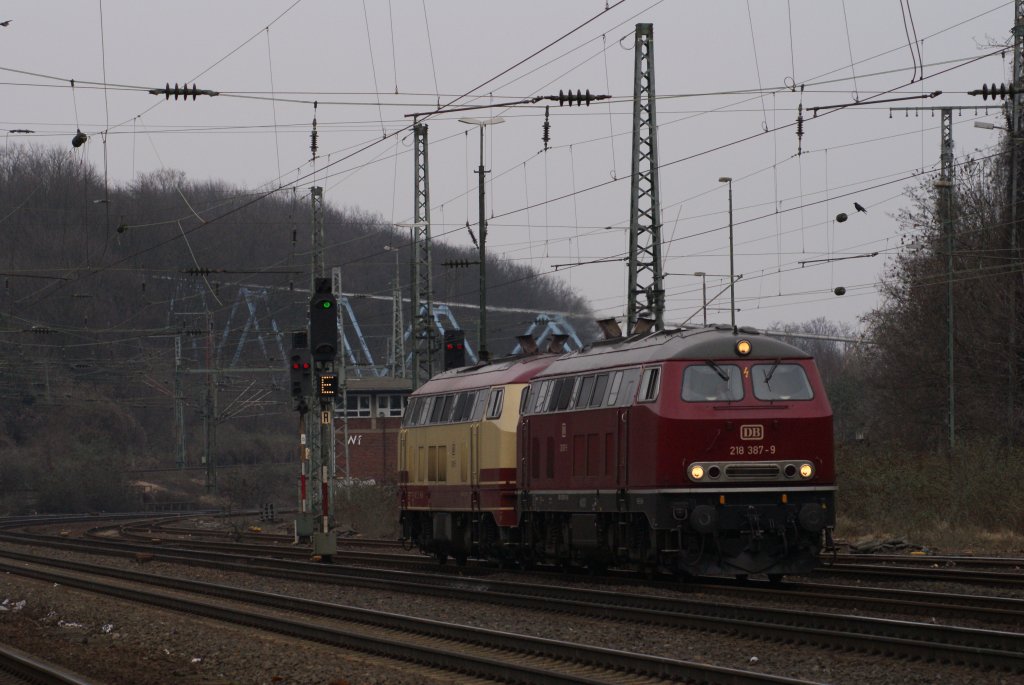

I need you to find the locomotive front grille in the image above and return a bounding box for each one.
[724,463,780,480]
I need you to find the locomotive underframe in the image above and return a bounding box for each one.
[401,485,835,577]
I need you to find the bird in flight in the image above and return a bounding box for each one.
[854,202,867,213]
[0,20,11,27]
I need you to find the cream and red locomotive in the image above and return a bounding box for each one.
[399,324,835,579]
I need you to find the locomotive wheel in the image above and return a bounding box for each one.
[767,573,785,584]
[435,551,448,565]
[454,554,468,567]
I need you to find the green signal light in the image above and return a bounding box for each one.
[320,301,333,309]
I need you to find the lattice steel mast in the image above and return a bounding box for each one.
[627,23,665,332]
[411,121,435,387]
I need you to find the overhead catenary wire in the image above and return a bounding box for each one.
[1,2,1011,336]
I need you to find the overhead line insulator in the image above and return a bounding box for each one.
[442,259,478,269]
[968,83,1018,100]
[148,83,220,100]
[548,89,609,107]
[542,105,551,151]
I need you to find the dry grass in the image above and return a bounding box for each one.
[835,442,1024,554]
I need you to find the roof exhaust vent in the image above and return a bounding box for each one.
[516,335,538,356]
[547,334,570,354]
[631,315,655,336]
[597,318,622,340]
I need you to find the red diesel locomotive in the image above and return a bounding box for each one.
[399,324,836,579]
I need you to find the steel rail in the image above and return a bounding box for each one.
[0,641,99,685]
[0,541,1021,672]
[0,555,810,685]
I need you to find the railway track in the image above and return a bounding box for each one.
[0,550,812,685]
[104,520,1024,611]
[2,530,1023,672]
[0,642,97,685]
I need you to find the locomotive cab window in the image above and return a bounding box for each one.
[681,364,744,402]
[638,367,661,402]
[752,363,813,401]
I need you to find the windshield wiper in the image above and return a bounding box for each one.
[705,360,728,381]
[764,358,781,384]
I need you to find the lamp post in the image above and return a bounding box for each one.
[718,177,736,332]
[459,116,505,361]
[693,272,707,326]
[383,244,403,378]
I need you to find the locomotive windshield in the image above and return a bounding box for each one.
[681,363,743,402]
[751,363,813,401]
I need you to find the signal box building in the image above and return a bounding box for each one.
[333,376,412,484]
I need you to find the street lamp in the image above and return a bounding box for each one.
[459,116,505,361]
[718,177,736,333]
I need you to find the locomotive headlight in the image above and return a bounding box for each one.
[799,462,814,479]
[690,464,705,480]
[735,339,752,356]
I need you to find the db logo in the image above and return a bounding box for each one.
[740,424,764,440]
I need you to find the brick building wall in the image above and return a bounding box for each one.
[332,377,411,484]
[335,415,402,483]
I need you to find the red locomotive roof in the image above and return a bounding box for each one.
[413,354,558,395]
[537,326,811,378]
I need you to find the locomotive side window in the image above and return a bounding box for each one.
[638,367,661,402]
[429,395,447,423]
[486,387,504,419]
[472,391,488,420]
[606,371,623,405]
[451,392,470,422]
[565,377,583,409]
[590,374,609,407]
[555,377,575,410]
[519,386,531,414]
[575,375,596,408]
[546,378,566,411]
[533,380,552,413]
[403,398,419,426]
[465,391,480,420]
[609,368,641,406]
[545,379,562,411]
[681,364,744,402]
[752,363,813,401]
[417,397,433,425]
[439,394,455,422]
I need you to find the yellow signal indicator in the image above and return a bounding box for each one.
[319,374,338,396]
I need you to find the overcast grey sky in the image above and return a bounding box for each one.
[0,1,1013,331]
